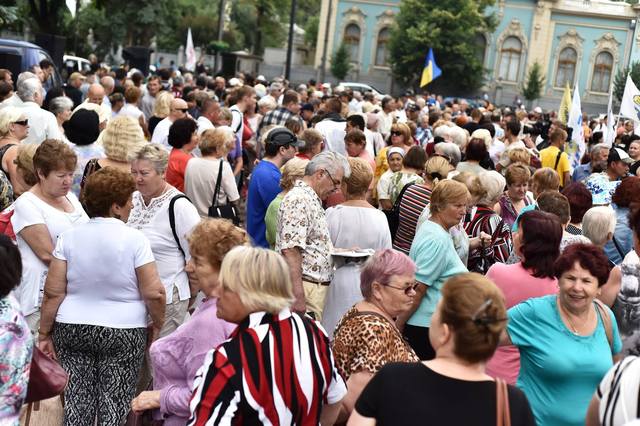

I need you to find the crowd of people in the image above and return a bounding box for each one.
[2,60,640,426]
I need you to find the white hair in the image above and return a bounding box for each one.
[258,95,277,111]
[305,151,351,179]
[0,106,25,137]
[17,77,43,102]
[582,206,616,246]
[477,171,506,206]
[435,142,462,167]
[433,124,452,141]
[49,96,74,115]
[449,126,469,151]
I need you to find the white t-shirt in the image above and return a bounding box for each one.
[127,188,201,304]
[19,101,63,145]
[11,191,89,315]
[54,217,154,328]
[118,103,144,122]
[364,128,385,159]
[315,119,346,155]
[196,116,214,136]
[230,105,244,141]
[376,170,394,202]
[151,117,173,149]
[185,157,239,217]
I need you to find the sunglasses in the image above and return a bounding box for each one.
[384,281,420,296]
[173,108,188,113]
[14,119,28,126]
[390,130,403,136]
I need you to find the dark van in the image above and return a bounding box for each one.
[0,39,62,87]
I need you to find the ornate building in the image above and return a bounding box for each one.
[315,0,640,111]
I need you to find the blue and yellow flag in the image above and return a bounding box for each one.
[420,48,442,87]
[558,82,572,125]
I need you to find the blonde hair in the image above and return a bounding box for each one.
[187,219,249,269]
[453,172,486,204]
[477,171,506,206]
[218,107,233,123]
[425,156,451,184]
[153,91,174,118]
[100,115,146,162]
[129,144,168,174]
[219,246,294,314]
[344,157,373,196]
[532,167,560,195]
[0,106,24,137]
[507,147,531,166]
[430,179,470,214]
[200,126,235,156]
[15,143,38,186]
[280,157,308,191]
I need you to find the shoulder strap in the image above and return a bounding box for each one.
[231,109,243,133]
[168,194,190,258]
[612,236,625,260]
[496,378,511,426]
[393,182,415,210]
[554,149,563,171]
[212,160,224,208]
[594,298,614,353]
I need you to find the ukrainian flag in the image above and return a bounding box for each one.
[420,48,442,87]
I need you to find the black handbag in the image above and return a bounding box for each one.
[208,160,240,226]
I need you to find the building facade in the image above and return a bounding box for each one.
[315,0,640,112]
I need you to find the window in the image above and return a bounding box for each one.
[555,47,577,87]
[591,51,613,93]
[498,37,522,82]
[343,24,361,63]
[375,28,390,66]
[475,34,487,66]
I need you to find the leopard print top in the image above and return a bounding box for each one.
[332,305,419,381]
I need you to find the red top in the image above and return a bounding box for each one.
[166,149,192,192]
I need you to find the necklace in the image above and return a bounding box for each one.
[557,297,591,335]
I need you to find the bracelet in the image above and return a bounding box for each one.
[37,329,51,337]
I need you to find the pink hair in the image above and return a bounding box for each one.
[360,249,417,299]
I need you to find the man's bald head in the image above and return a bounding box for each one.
[169,98,188,121]
[88,84,105,105]
[100,76,115,95]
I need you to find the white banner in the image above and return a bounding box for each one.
[185,28,196,72]
[567,84,584,170]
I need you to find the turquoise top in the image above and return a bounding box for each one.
[508,295,622,426]
[408,220,467,328]
[511,203,536,232]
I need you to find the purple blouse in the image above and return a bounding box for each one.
[149,298,236,425]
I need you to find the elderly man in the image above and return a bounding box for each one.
[572,143,610,183]
[73,83,111,125]
[16,77,61,144]
[256,90,301,144]
[585,147,634,205]
[151,98,189,148]
[276,151,351,320]
[316,97,347,155]
[100,76,115,108]
[377,96,396,139]
[196,97,220,136]
[65,72,85,108]
[0,71,35,110]
[141,75,162,120]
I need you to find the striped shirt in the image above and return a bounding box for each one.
[188,309,347,425]
[596,356,640,426]
[465,206,513,274]
[393,184,432,255]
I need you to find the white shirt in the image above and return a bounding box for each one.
[377,110,395,138]
[53,217,154,328]
[315,119,346,155]
[196,116,214,136]
[230,105,244,141]
[0,93,23,110]
[127,188,200,304]
[364,128,385,159]
[118,103,144,122]
[11,191,89,315]
[376,170,394,202]
[19,101,63,144]
[151,117,173,149]
[185,157,239,217]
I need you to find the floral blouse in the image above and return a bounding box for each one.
[0,293,33,424]
[332,306,419,381]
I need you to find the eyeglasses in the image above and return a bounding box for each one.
[13,119,28,126]
[322,168,341,187]
[390,130,402,136]
[384,282,420,296]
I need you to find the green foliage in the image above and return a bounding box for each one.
[304,15,319,49]
[331,43,351,80]
[614,61,640,102]
[0,5,18,25]
[389,0,497,94]
[522,62,545,102]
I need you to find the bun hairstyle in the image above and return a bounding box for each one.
[440,273,507,363]
[424,155,451,185]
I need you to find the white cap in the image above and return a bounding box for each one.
[257,75,266,81]
[228,77,241,87]
[321,82,331,89]
[533,106,543,114]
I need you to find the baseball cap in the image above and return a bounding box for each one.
[608,147,634,165]
[533,106,543,114]
[266,128,305,148]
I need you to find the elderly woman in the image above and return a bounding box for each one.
[188,246,347,425]
[11,140,89,331]
[562,182,593,235]
[387,146,426,204]
[322,158,392,337]
[0,234,33,423]
[38,167,166,425]
[349,273,535,426]
[466,171,513,274]
[63,109,104,196]
[393,156,451,254]
[131,219,247,425]
[0,107,29,196]
[583,206,617,251]
[184,127,239,218]
[604,176,640,264]
[398,180,470,360]
[435,142,462,168]
[503,243,622,426]
[264,157,308,248]
[498,164,533,228]
[49,96,73,136]
[148,91,173,136]
[486,210,562,384]
[166,118,199,192]
[332,249,418,420]
[376,147,404,210]
[374,122,412,182]
[457,137,488,175]
[127,144,201,339]
[512,167,561,232]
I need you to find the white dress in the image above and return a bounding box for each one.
[321,205,392,338]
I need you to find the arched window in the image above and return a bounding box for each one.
[591,51,614,93]
[375,28,390,66]
[498,37,522,82]
[555,47,577,87]
[475,33,487,66]
[343,23,360,63]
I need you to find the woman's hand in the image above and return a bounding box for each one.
[469,232,492,250]
[131,390,162,413]
[38,336,57,359]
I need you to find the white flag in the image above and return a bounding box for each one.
[185,28,196,72]
[567,83,584,170]
[66,0,77,17]
[605,91,615,147]
[620,74,640,122]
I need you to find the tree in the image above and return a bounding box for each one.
[613,61,640,102]
[331,44,351,80]
[0,5,18,26]
[389,0,497,94]
[522,62,545,105]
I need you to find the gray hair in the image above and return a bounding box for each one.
[49,96,74,115]
[17,77,43,102]
[258,95,277,111]
[435,142,462,166]
[16,71,36,86]
[449,126,469,151]
[305,151,351,179]
[129,143,169,174]
[582,206,616,246]
[476,170,506,206]
[591,143,609,156]
[433,124,452,140]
